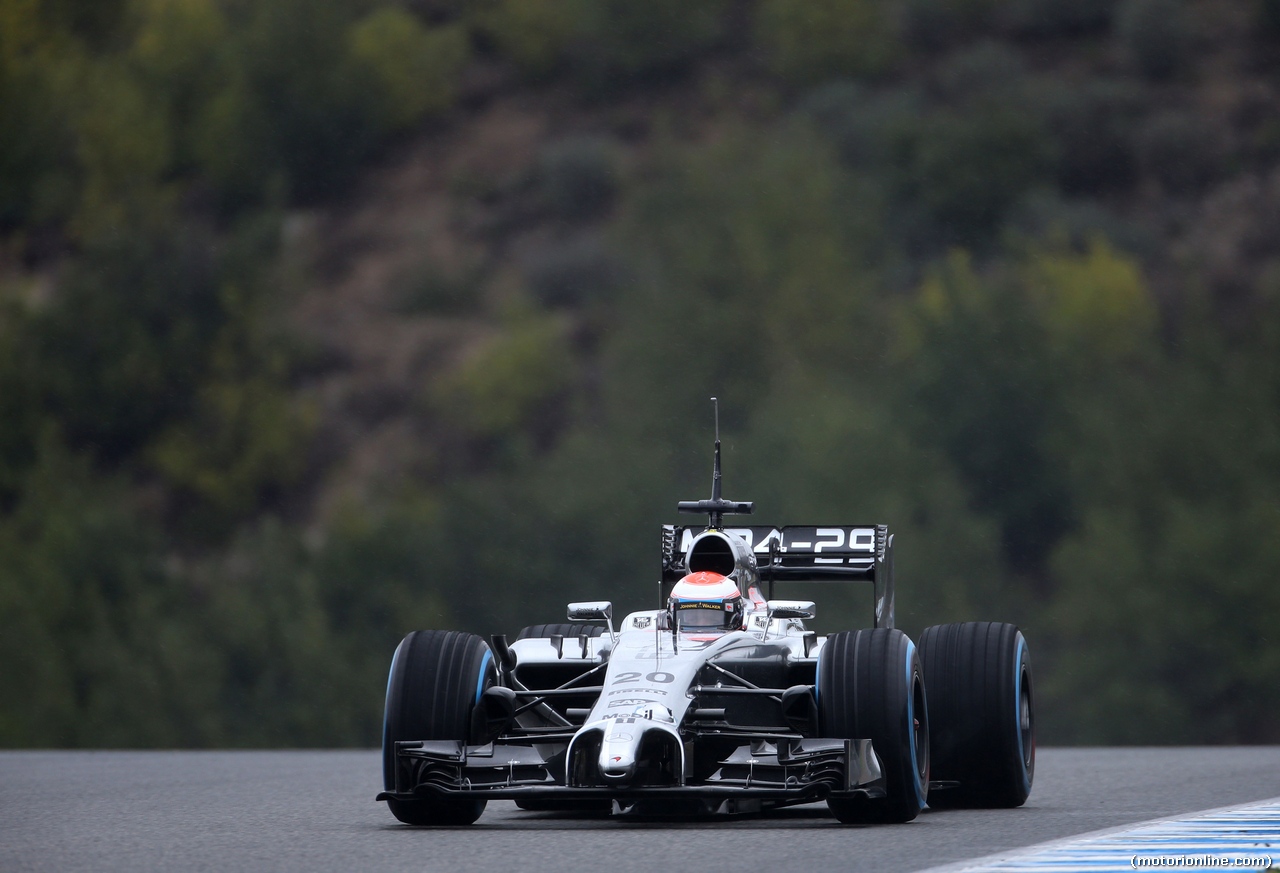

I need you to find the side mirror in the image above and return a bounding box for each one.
[567,601,612,622]
[767,600,816,620]
[656,611,671,631]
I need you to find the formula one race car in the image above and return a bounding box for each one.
[377,413,1035,825]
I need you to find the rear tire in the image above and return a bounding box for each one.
[382,630,495,826]
[515,623,604,640]
[818,629,929,824]
[919,621,1033,808]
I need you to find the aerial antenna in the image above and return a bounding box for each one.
[677,397,754,530]
[711,397,721,506]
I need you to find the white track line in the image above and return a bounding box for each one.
[920,796,1280,873]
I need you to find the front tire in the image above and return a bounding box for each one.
[382,630,495,825]
[818,629,929,824]
[919,621,1034,808]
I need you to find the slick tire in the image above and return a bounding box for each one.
[382,630,496,826]
[919,622,1034,809]
[515,624,605,640]
[819,629,929,824]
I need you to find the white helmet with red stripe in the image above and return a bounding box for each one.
[668,571,744,632]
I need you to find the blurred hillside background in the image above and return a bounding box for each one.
[2,0,1279,748]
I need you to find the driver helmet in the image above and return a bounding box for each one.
[668,571,744,632]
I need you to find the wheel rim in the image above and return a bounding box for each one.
[912,674,929,786]
[1018,667,1033,771]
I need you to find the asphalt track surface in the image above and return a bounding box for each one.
[3,748,1280,873]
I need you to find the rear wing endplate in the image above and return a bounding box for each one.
[661,525,895,629]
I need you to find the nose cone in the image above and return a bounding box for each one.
[598,728,640,783]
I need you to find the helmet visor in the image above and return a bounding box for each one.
[673,599,737,631]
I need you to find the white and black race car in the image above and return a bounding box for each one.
[378,422,1034,825]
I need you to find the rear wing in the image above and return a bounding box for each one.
[661,525,895,629]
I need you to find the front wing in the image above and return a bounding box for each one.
[377,736,885,813]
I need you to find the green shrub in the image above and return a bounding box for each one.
[126,0,230,178]
[390,261,485,315]
[900,242,1157,574]
[0,316,40,500]
[1037,304,1280,743]
[15,228,222,465]
[1004,192,1155,257]
[577,0,728,82]
[0,441,222,747]
[801,81,924,169]
[932,40,1027,104]
[895,0,1000,52]
[1136,110,1226,194]
[524,235,625,308]
[313,500,457,664]
[754,0,899,84]
[1020,238,1157,361]
[536,136,620,221]
[37,0,130,48]
[893,106,1056,246]
[479,0,728,89]
[1115,0,1192,81]
[190,0,378,206]
[1040,78,1145,194]
[347,8,469,133]
[901,252,1072,574]
[471,0,583,78]
[619,127,878,385]
[200,518,401,746]
[431,315,575,441]
[0,9,81,228]
[70,60,174,236]
[127,0,227,102]
[802,54,1055,249]
[148,334,315,529]
[998,0,1115,38]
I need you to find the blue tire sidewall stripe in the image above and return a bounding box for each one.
[382,636,407,780]
[906,638,926,807]
[475,648,493,705]
[814,644,822,710]
[1013,632,1030,792]
[384,636,491,755]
